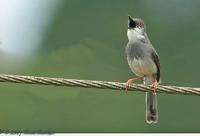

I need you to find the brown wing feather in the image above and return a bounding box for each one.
[151,51,161,82]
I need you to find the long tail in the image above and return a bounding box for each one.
[146,92,158,123]
[144,76,158,124]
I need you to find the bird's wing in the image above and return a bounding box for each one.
[151,50,161,82]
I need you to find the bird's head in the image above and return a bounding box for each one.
[127,15,146,42]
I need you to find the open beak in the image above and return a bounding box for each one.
[128,15,136,29]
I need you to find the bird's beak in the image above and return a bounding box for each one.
[128,15,133,21]
[128,15,136,29]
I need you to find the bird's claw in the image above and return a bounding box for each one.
[150,81,159,92]
[125,79,133,94]
[125,77,144,94]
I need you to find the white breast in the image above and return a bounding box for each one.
[128,57,157,77]
[127,28,145,43]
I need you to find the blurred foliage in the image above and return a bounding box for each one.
[1,0,200,132]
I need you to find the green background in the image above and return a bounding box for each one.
[1,0,200,133]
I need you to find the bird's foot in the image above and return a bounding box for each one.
[150,80,159,92]
[125,79,134,93]
[125,76,144,93]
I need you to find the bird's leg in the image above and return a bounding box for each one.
[125,76,144,93]
[150,79,159,92]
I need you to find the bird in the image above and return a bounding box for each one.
[125,15,161,124]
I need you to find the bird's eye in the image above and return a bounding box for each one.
[128,17,136,29]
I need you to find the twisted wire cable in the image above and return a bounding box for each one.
[0,74,199,96]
